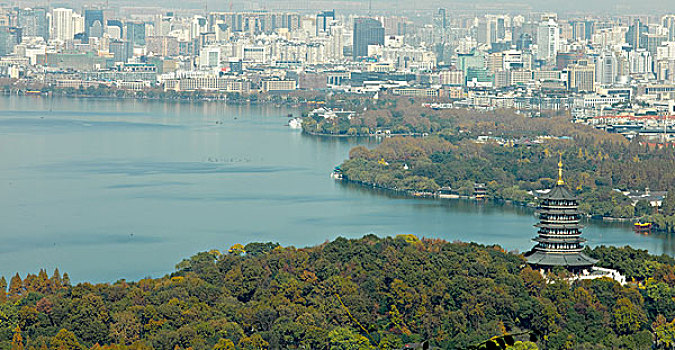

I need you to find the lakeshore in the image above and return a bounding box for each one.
[334,176,640,226]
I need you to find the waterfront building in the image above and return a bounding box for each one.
[391,87,439,98]
[0,26,18,56]
[261,79,297,92]
[525,161,598,273]
[474,183,487,200]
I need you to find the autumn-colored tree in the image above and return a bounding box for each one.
[212,338,235,350]
[62,273,71,287]
[37,269,49,292]
[11,326,25,350]
[50,268,62,289]
[228,244,245,255]
[9,273,24,297]
[0,276,7,302]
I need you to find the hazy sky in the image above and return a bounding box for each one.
[17,0,675,15]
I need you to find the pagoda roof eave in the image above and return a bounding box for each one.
[539,185,577,200]
[524,250,598,267]
[533,237,586,243]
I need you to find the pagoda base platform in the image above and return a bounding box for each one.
[524,249,598,272]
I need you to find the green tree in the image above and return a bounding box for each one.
[508,341,538,350]
[238,334,268,350]
[663,191,675,216]
[328,327,374,350]
[613,298,647,335]
[50,329,83,350]
[213,338,235,350]
[654,315,675,348]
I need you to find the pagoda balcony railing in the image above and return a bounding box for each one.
[537,231,582,236]
[540,214,580,219]
[535,246,585,253]
[540,218,580,223]
[541,200,578,206]
[539,204,579,210]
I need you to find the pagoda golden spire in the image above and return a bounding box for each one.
[557,153,565,186]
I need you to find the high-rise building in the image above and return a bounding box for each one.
[84,9,104,39]
[644,33,666,58]
[567,59,595,91]
[570,20,595,41]
[17,8,48,40]
[328,24,345,60]
[476,15,507,46]
[515,33,532,51]
[629,49,652,74]
[199,46,221,68]
[0,26,16,55]
[537,18,560,63]
[524,162,598,273]
[595,51,618,85]
[208,12,300,34]
[52,8,74,41]
[125,21,146,47]
[352,17,384,59]
[72,13,85,36]
[625,19,648,50]
[109,39,131,62]
[663,15,675,41]
[316,10,335,36]
[436,8,447,30]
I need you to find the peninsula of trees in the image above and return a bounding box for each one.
[331,98,675,231]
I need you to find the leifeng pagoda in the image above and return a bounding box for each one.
[524,160,598,273]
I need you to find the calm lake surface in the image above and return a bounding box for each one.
[1,95,673,282]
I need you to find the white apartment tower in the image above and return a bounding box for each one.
[537,18,560,63]
[595,51,618,85]
[52,8,74,41]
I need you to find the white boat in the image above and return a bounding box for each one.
[330,167,343,180]
[288,117,303,129]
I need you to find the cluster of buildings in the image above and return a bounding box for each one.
[1,7,675,131]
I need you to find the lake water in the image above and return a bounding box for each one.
[0,96,672,283]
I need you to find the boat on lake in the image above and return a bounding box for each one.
[288,117,303,129]
[634,222,652,234]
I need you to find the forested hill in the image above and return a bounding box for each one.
[2,236,675,349]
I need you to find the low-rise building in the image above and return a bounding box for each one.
[261,79,296,92]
